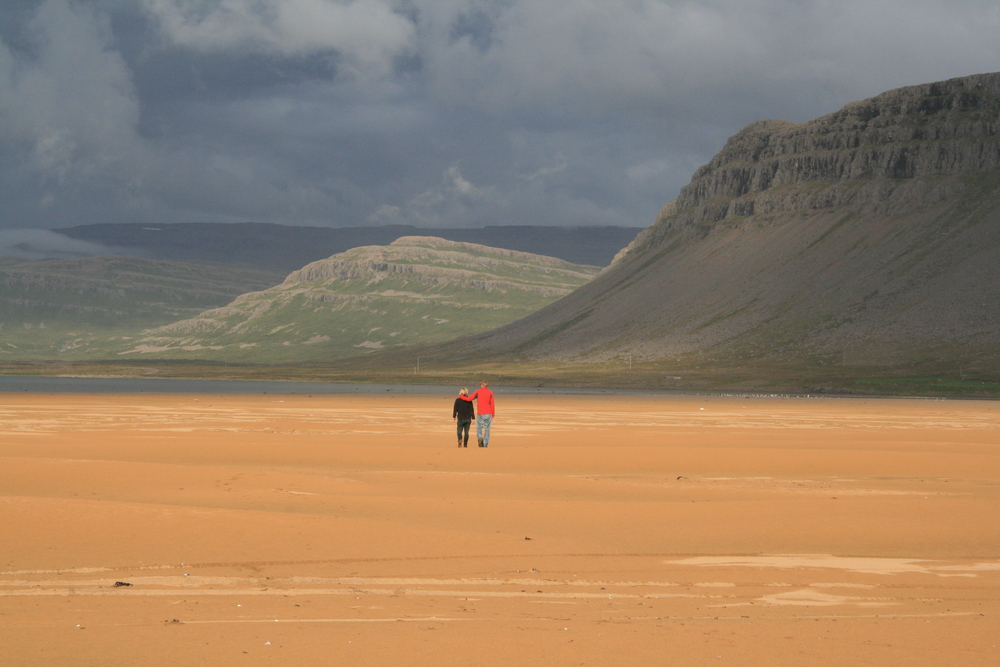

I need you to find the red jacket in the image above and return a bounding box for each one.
[466,387,495,416]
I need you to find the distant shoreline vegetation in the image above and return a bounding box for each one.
[1,358,996,399]
[0,375,680,396]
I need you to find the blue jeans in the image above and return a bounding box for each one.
[476,414,492,446]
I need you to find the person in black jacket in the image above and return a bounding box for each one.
[452,388,475,448]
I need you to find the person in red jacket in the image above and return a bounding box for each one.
[460,381,496,447]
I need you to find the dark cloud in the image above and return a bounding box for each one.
[450,8,495,53]
[0,0,998,234]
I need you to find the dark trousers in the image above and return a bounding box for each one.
[456,419,472,445]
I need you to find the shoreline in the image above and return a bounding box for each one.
[0,375,679,396]
[2,392,998,665]
[0,374,975,400]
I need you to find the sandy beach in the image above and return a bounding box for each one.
[1,392,998,665]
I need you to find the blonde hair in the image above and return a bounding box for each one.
[459,387,469,396]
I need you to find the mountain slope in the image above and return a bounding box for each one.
[119,237,599,362]
[0,256,284,359]
[444,72,1000,371]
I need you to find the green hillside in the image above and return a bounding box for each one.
[0,256,284,360]
[117,237,600,362]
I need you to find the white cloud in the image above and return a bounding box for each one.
[370,164,497,226]
[418,0,1000,125]
[0,229,139,260]
[443,165,479,196]
[523,155,568,181]
[142,0,416,76]
[0,0,145,212]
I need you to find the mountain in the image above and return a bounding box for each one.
[117,237,599,362]
[55,223,642,271]
[0,256,284,360]
[416,73,1000,379]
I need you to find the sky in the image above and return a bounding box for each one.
[1,0,998,245]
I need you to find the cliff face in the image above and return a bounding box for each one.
[458,72,1000,370]
[615,73,1000,263]
[683,74,998,213]
[283,236,594,296]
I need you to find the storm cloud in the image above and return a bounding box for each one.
[1,0,998,232]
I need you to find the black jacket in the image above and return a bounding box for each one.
[453,397,475,421]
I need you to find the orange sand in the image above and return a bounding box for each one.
[1,393,998,665]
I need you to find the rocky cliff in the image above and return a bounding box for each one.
[283,236,591,297]
[447,72,1000,374]
[619,73,1000,259]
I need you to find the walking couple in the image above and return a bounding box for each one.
[452,381,496,448]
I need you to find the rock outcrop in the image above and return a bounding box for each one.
[283,237,592,297]
[451,72,1000,370]
[618,73,1000,261]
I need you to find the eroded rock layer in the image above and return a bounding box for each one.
[459,72,1000,368]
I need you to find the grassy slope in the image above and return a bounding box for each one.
[5,201,997,396]
[0,257,284,360]
[114,237,601,363]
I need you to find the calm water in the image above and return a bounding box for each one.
[0,376,634,395]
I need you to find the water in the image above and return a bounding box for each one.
[0,376,644,395]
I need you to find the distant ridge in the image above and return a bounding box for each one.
[411,72,1000,375]
[0,256,282,360]
[55,223,642,271]
[117,237,599,362]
